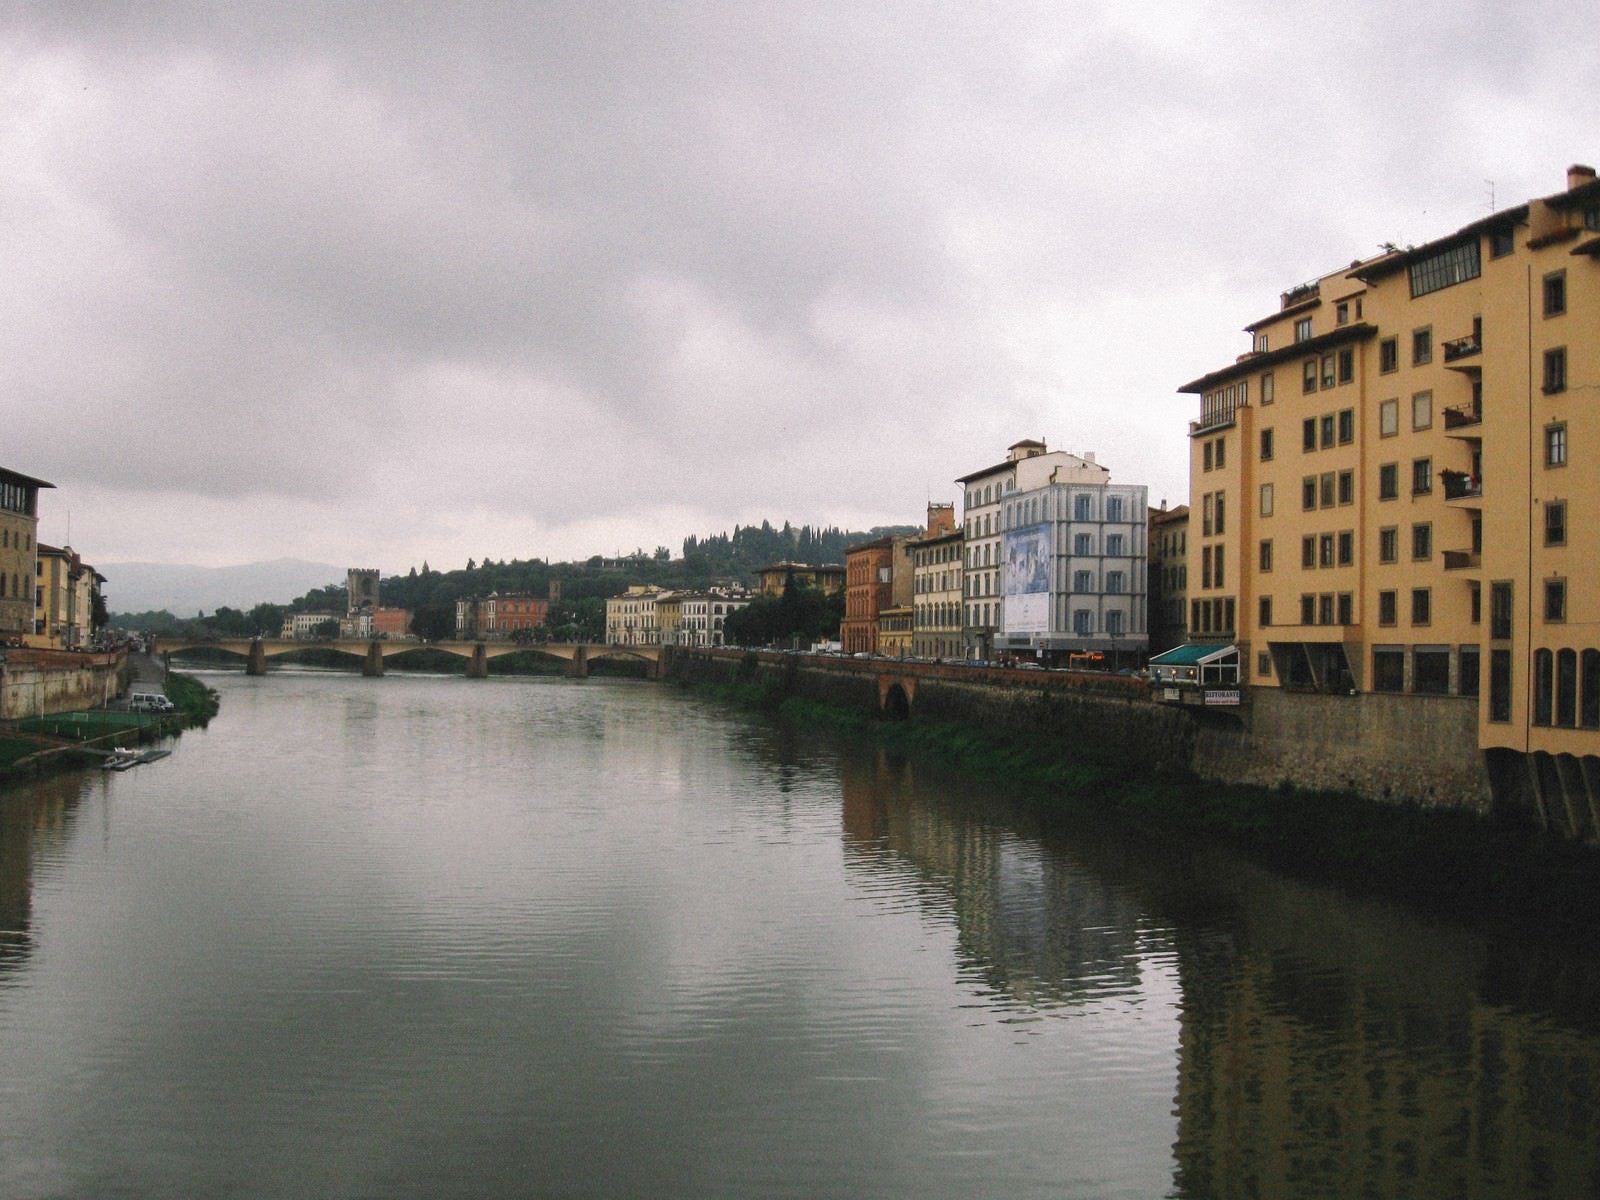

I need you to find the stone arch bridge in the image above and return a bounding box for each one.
[152,637,661,679]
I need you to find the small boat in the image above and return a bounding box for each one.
[99,746,172,771]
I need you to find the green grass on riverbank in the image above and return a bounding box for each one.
[683,677,1600,946]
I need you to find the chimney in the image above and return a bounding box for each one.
[1082,451,1096,464]
[1569,164,1596,191]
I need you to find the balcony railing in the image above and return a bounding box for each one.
[1443,333,1482,362]
[1441,469,1483,501]
[1442,549,1481,571]
[1442,400,1483,430]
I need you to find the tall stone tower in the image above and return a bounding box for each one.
[347,568,380,614]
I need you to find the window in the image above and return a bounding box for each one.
[1414,647,1450,695]
[1320,414,1336,448]
[1461,645,1481,697]
[1318,593,1334,625]
[1412,327,1432,365]
[1073,609,1092,635]
[1106,497,1123,522]
[1336,301,1349,326]
[1412,522,1432,560]
[1379,463,1399,500]
[1203,440,1213,471]
[1303,418,1317,452]
[1412,458,1432,495]
[1558,649,1578,727]
[1260,371,1274,405]
[1408,240,1481,297]
[1259,483,1274,516]
[1320,472,1336,508]
[1338,409,1354,444]
[1534,649,1553,726]
[1321,354,1336,390]
[1337,531,1353,566]
[1213,546,1224,588]
[1379,527,1398,562]
[1379,337,1399,373]
[1379,398,1399,437]
[1584,650,1600,728]
[1300,594,1316,625]
[1338,348,1354,384]
[1544,270,1567,317]
[1073,570,1093,592]
[1411,391,1432,431]
[1106,571,1124,594]
[1301,536,1316,568]
[1373,647,1404,692]
[1378,591,1398,626]
[1074,532,1092,554]
[1302,477,1317,510]
[1546,500,1567,546]
[1319,533,1335,568]
[1214,438,1226,468]
[1302,360,1318,394]
[1337,470,1354,506]
[1074,493,1092,520]
[1214,493,1225,535]
[1411,588,1431,625]
[1544,347,1567,394]
[1295,316,1312,343]
[1489,225,1515,257]
[1106,534,1124,556]
[1490,649,1512,722]
[1259,539,1273,572]
[1490,582,1513,640]
[1259,596,1272,627]
[1337,593,1353,625]
[1545,578,1566,622]
[1545,423,1567,467]
[1260,429,1274,461]
[1105,610,1123,636]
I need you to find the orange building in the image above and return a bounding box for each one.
[841,538,894,654]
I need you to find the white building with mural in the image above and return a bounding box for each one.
[994,464,1149,668]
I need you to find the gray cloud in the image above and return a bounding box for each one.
[3,2,1595,569]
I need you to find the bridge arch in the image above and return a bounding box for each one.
[879,676,914,720]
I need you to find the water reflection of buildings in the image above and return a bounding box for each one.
[0,774,87,975]
[835,744,1600,1197]
[838,747,1156,1009]
[1170,858,1600,1199]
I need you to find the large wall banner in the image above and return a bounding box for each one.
[1003,523,1051,634]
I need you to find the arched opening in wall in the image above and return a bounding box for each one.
[882,683,910,721]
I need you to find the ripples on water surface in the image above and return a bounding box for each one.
[1,672,1598,1198]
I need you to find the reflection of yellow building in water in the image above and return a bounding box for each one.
[1180,164,1600,826]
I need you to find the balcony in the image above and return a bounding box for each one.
[1442,400,1482,431]
[1442,549,1481,571]
[1441,469,1483,502]
[1443,333,1482,363]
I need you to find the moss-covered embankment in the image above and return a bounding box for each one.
[669,650,1600,947]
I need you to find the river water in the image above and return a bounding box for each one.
[2,672,1599,1199]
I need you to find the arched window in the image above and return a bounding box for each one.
[1557,649,1578,727]
[1582,650,1600,728]
[1533,649,1554,725]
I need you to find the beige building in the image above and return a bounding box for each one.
[1177,163,1599,796]
[911,522,964,659]
[756,562,845,597]
[605,585,665,646]
[33,544,99,649]
[673,589,751,648]
[1,467,51,641]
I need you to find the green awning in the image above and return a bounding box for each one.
[1148,643,1234,666]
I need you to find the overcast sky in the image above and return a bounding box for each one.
[5,2,1594,575]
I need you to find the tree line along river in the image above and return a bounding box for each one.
[1,669,1598,1199]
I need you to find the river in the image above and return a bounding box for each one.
[1,671,1598,1198]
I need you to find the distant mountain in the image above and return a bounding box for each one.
[101,558,344,617]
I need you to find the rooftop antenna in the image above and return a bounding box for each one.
[1485,179,1496,213]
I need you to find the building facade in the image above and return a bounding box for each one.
[1148,503,1190,656]
[1177,163,1599,786]
[606,586,665,646]
[992,473,1150,666]
[677,590,751,648]
[910,525,964,659]
[841,538,895,655]
[0,467,51,640]
[956,440,1113,660]
[756,562,846,597]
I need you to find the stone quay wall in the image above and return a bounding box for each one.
[664,648,1492,813]
[0,648,129,720]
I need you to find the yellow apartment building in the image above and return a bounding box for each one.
[1,467,51,641]
[1178,163,1598,824]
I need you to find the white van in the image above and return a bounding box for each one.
[129,692,176,712]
